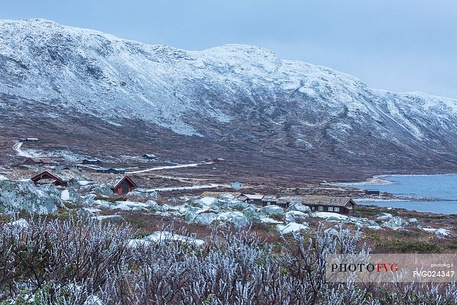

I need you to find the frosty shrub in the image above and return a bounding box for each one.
[0,216,131,304]
[0,218,455,304]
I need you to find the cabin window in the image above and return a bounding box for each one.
[334,207,340,212]
[328,207,334,212]
[318,206,324,211]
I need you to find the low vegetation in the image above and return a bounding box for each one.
[0,217,455,304]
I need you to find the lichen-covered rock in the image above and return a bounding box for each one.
[287,202,311,213]
[82,194,97,206]
[0,180,61,214]
[277,222,309,234]
[91,183,113,197]
[285,210,309,223]
[382,216,408,229]
[408,218,419,226]
[7,218,29,228]
[259,205,284,216]
[144,200,166,211]
[375,212,393,220]
[242,206,261,222]
[189,211,219,226]
[76,207,101,216]
[192,196,218,208]
[92,215,125,223]
[60,186,82,203]
[128,188,160,198]
[216,211,249,227]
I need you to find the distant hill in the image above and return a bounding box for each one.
[2,18,457,181]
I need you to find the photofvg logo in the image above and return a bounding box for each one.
[326,254,456,283]
[330,261,399,273]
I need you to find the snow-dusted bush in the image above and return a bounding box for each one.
[0,218,455,304]
[0,216,130,304]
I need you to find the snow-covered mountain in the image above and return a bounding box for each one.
[2,18,457,177]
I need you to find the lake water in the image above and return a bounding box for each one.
[338,174,457,215]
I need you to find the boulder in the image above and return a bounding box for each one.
[60,186,82,203]
[242,206,261,222]
[7,218,29,228]
[76,207,101,216]
[277,222,309,234]
[382,216,408,229]
[0,180,61,214]
[260,217,283,224]
[287,202,311,213]
[216,211,249,227]
[259,205,284,216]
[128,188,160,199]
[408,218,419,226]
[82,194,97,206]
[189,212,219,226]
[91,183,113,197]
[285,211,309,223]
[194,196,218,208]
[92,215,125,223]
[375,212,393,221]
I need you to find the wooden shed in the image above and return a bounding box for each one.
[112,176,137,195]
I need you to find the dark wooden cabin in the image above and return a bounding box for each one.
[97,167,125,174]
[31,171,67,187]
[82,159,102,165]
[302,196,356,215]
[23,158,44,166]
[365,190,380,196]
[20,137,39,142]
[142,154,157,160]
[112,176,137,195]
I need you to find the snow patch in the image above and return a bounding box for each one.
[313,212,349,220]
[7,218,29,228]
[129,231,205,247]
[277,222,309,234]
[423,227,451,238]
[61,189,70,201]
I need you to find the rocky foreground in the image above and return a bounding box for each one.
[1,177,455,253]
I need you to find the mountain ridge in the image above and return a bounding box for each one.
[2,18,457,180]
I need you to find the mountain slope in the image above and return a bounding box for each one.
[2,18,457,180]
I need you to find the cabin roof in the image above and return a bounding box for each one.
[301,195,355,208]
[113,176,137,189]
[143,154,156,158]
[261,195,278,202]
[31,171,67,186]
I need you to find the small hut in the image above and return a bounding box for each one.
[112,176,137,195]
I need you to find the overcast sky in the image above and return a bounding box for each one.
[2,0,457,99]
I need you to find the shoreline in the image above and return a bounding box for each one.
[331,173,457,215]
[330,172,457,187]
